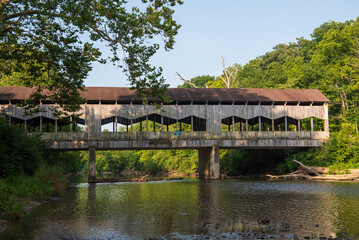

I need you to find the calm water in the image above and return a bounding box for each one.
[1,179,359,239]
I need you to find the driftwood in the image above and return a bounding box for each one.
[266,160,359,181]
[293,159,320,176]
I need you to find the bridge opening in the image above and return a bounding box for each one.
[6,116,84,132]
[300,117,324,132]
[99,114,207,132]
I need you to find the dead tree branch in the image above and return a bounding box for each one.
[176,72,198,88]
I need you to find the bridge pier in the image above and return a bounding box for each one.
[198,146,220,179]
[88,146,97,183]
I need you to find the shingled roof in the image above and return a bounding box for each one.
[0,86,329,104]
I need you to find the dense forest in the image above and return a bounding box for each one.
[2,17,359,219]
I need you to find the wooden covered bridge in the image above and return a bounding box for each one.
[0,86,330,180]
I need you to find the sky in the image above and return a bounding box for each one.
[84,0,359,88]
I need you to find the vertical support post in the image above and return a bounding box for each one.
[246,119,248,131]
[191,116,194,131]
[176,119,179,131]
[259,116,261,132]
[180,121,182,132]
[161,116,163,132]
[69,116,72,132]
[232,116,235,132]
[88,146,96,183]
[55,120,57,133]
[127,124,129,132]
[298,119,301,131]
[115,116,118,132]
[285,116,288,132]
[24,120,27,132]
[130,119,133,132]
[40,116,43,132]
[311,116,314,132]
[146,115,149,132]
[198,145,220,179]
[8,115,11,125]
[113,121,115,132]
[272,119,274,131]
[323,103,329,133]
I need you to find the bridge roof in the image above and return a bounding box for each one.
[0,86,329,104]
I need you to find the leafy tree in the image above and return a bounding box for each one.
[0,0,183,115]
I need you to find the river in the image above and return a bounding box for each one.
[1,179,359,239]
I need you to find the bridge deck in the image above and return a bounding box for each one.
[36,131,329,150]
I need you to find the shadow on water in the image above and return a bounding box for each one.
[1,179,359,239]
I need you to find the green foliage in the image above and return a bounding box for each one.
[221,149,285,175]
[0,0,183,113]
[277,123,359,174]
[44,151,86,174]
[0,166,67,220]
[92,149,197,175]
[0,118,45,177]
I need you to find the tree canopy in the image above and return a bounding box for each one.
[0,0,182,115]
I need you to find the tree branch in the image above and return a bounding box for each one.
[176,72,198,88]
[2,10,67,21]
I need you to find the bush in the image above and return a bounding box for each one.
[0,119,45,177]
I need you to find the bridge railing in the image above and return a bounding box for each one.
[33,131,329,141]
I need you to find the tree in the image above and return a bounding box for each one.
[219,57,241,88]
[0,0,183,115]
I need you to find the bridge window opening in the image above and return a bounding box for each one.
[178,116,192,131]
[129,116,147,132]
[300,117,311,131]
[147,114,163,132]
[299,117,325,132]
[261,117,273,131]
[57,118,76,132]
[312,117,324,131]
[247,117,260,131]
[101,116,116,132]
[274,117,286,131]
[75,118,85,132]
[286,117,300,131]
[221,116,246,132]
[115,116,131,132]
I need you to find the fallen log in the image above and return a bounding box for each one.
[266,159,359,181]
[293,159,320,176]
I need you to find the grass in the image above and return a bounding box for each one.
[0,166,68,220]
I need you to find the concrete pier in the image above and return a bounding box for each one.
[88,146,97,183]
[198,146,220,179]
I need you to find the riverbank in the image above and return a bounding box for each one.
[0,166,70,232]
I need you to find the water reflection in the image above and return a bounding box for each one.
[0,180,359,240]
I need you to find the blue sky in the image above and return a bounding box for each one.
[84,0,359,88]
